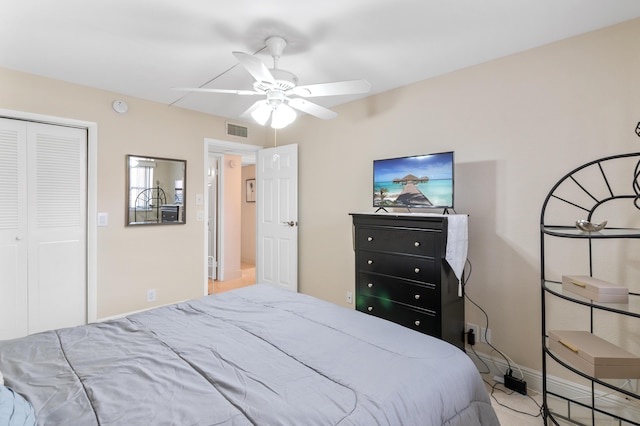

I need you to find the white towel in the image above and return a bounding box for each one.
[444,214,468,285]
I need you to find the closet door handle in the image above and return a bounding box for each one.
[15,235,23,241]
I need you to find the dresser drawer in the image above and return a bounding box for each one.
[358,272,438,311]
[357,296,438,336]
[357,251,436,283]
[356,226,439,256]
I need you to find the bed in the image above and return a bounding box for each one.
[0,284,499,425]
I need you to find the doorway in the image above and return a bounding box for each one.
[204,139,260,294]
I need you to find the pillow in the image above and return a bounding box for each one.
[0,385,36,426]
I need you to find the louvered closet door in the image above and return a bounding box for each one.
[0,119,28,339]
[0,118,87,339]
[27,122,87,334]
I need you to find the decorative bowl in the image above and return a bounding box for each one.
[575,220,607,232]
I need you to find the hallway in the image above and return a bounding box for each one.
[209,262,256,294]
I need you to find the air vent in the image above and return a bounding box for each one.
[226,123,248,138]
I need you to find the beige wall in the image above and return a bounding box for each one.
[241,164,257,265]
[276,19,640,374]
[0,67,267,318]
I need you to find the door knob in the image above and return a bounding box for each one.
[282,221,297,227]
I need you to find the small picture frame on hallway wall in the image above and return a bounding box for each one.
[246,179,256,203]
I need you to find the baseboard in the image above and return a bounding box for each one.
[96,299,188,322]
[467,348,640,418]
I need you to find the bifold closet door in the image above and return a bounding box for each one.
[0,118,29,339]
[0,118,87,339]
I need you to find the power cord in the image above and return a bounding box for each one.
[483,378,543,419]
[463,258,514,375]
[470,345,491,374]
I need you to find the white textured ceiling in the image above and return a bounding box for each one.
[3,0,640,122]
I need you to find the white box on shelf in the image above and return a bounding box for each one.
[561,275,628,303]
[549,330,640,379]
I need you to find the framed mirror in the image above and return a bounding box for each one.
[126,155,186,226]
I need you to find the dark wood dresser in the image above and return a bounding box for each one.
[350,213,465,350]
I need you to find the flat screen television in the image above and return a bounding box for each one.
[373,151,454,210]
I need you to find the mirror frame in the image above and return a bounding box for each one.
[125,154,187,226]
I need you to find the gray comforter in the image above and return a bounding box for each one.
[0,284,499,425]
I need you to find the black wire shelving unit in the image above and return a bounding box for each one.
[540,152,640,425]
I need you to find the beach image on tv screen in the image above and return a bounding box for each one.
[373,152,453,208]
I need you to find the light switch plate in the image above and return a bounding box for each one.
[97,212,108,226]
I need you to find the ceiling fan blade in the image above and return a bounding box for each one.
[290,79,371,98]
[172,87,259,95]
[232,51,276,86]
[287,98,337,120]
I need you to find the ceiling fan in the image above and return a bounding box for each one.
[174,36,371,128]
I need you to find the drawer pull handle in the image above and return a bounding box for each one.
[414,294,420,300]
[367,236,373,242]
[414,268,420,273]
[367,306,373,312]
[368,260,373,265]
[570,280,586,288]
[558,339,579,353]
[414,320,421,326]
[414,241,420,247]
[368,283,374,288]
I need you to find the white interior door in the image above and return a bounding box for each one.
[256,144,298,292]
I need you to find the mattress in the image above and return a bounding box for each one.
[0,284,499,425]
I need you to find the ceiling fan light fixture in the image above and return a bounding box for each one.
[270,103,296,129]
[251,103,272,125]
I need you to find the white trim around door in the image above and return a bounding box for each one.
[203,138,260,295]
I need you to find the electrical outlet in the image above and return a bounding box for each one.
[147,288,156,302]
[346,291,353,304]
[466,323,479,343]
[480,327,492,344]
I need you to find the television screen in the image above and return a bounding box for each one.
[373,151,454,209]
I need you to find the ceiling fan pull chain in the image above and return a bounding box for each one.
[272,128,279,162]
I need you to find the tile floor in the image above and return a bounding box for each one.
[485,376,639,425]
[483,375,546,425]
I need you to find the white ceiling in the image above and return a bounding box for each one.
[3,0,640,123]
